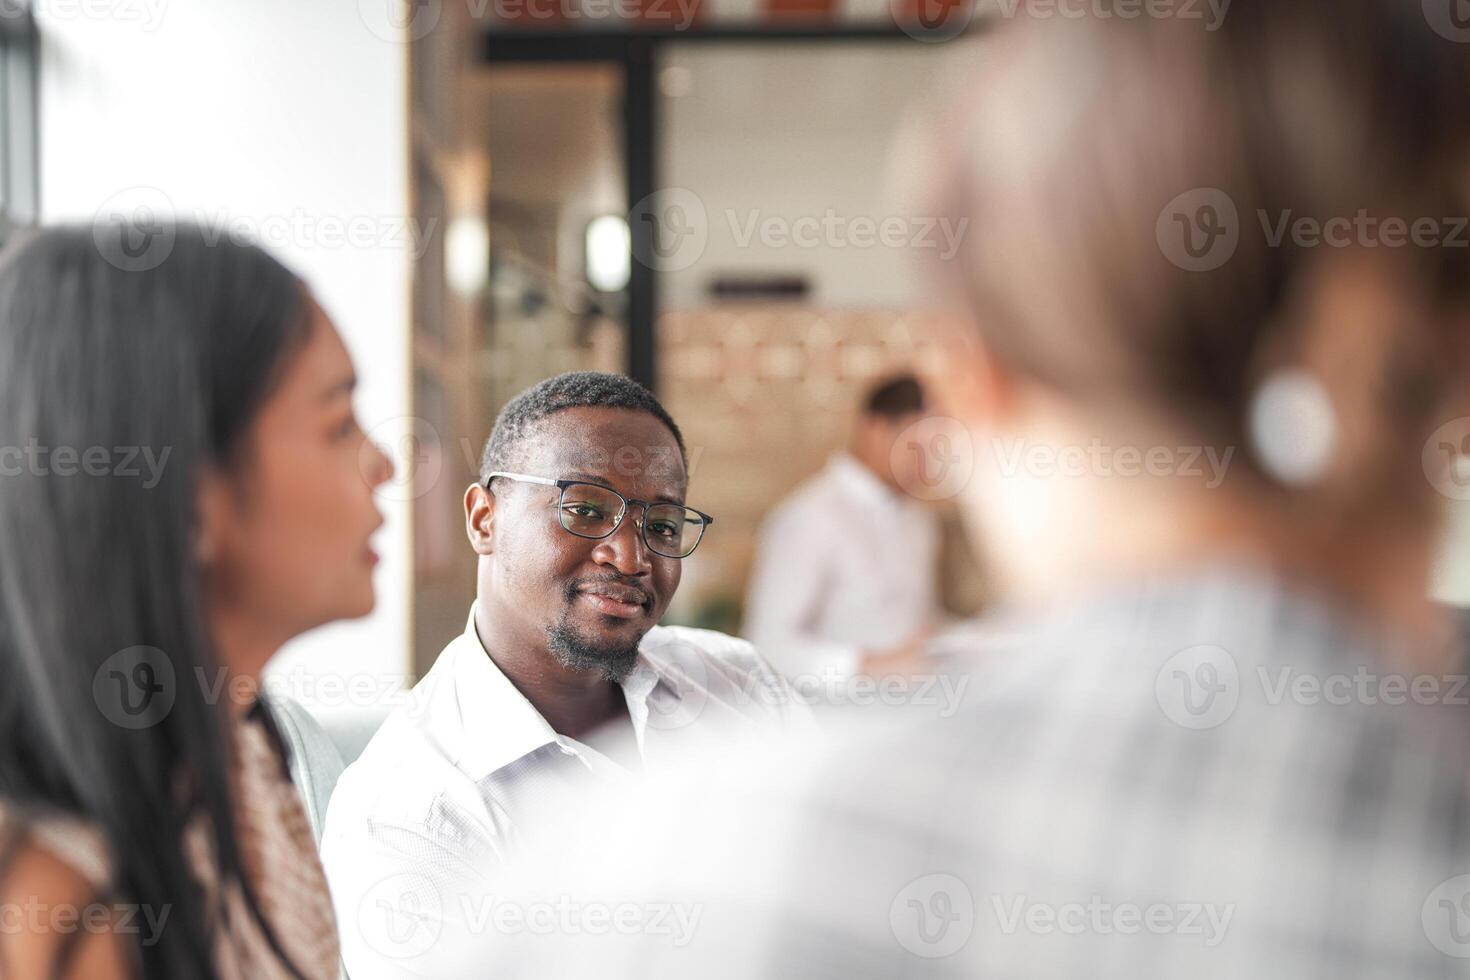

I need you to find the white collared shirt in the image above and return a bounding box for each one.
[743,452,941,681]
[321,604,812,979]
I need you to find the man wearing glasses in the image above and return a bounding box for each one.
[322,371,810,979]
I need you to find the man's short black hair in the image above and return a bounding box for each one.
[863,374,925,419]
[479,371,686,481]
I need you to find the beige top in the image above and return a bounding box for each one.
[0,715,339,980]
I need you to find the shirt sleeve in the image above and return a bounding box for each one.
[322,788,504,979]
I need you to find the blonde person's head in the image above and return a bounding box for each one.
[924,1,1470,627]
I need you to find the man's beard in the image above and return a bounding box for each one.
[545,619,644,684]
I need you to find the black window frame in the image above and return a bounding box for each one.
[0,1,39,241]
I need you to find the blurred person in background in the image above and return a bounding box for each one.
[743,374,942,687]
[0,224,392,980]
[484,2,1470,978]
[323,371,811,979]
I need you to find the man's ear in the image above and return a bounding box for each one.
[464,482,496,555]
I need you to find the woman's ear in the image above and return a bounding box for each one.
[464,482,496,555]
[925,315,1014,435]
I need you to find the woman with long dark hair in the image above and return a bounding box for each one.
[0,222,392,979]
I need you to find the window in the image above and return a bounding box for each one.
[0,1,38,241]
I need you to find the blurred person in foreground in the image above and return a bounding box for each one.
[484,2,1470,977]
[322,371,811,979]
[743,374,943,688]
[0,224,392,979]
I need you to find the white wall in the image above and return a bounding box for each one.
[1433,503,1470,606]
[37,1,415,697]
[661,43,947,309]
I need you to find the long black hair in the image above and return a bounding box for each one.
[0,223,315,978]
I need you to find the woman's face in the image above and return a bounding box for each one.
[200,300,392,656]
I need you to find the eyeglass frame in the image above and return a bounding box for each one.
[482,471,714,559]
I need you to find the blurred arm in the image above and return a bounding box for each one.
[743,504,863,683]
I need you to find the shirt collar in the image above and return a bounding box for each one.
[445,603,682,781]
[827,451,899,509]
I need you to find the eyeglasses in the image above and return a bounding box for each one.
[483,471,714,559]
